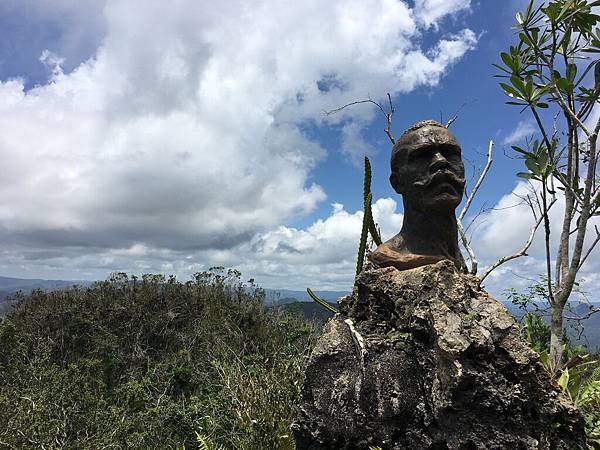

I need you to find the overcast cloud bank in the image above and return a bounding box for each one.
[0,0,478,286]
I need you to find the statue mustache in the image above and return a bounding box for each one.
[413,170,465,189]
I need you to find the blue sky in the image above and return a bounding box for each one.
[1,0,597,300]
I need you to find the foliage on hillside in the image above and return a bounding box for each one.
[510,280,600,447]
[0,268,317,449]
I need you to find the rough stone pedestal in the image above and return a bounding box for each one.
[293,261,586,450]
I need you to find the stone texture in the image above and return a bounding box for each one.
[293,261,586,450]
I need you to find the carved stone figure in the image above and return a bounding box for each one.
[369,120,467,272]
[293,120,587,449]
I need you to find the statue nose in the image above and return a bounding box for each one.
[430,152,450,172]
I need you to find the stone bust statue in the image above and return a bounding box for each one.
[369,119,467,272]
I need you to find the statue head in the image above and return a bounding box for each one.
[390,120,465,213]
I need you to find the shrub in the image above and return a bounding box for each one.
[0,268,317,449]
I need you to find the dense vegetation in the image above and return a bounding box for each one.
[1,268,599,448]
[507,280,600,446]
[0,269,316,449]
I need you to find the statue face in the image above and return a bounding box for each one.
[390,125,465,212]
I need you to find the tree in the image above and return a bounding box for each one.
[496,0,600,372]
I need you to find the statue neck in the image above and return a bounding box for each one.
[400,201,463,266]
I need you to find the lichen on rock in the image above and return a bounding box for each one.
[293,261,586,450]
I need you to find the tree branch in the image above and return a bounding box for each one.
[458,219,477,274]
[323,94,396,145]
[480,199,557,283]
[459,140,493,222]
[578,225,600,270]
[445,100,476,129]
[564,306,600,321]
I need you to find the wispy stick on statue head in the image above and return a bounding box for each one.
[369,119,468,272]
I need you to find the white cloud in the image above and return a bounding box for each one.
[468,181,600,299]
[414,0,471,29]
[0,0,477,286]
[0,0,108,80]
[503,120,536,145]
[340,121,378,166]
[0,198,403,291]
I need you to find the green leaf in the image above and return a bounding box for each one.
[516,11,524,25]
[566,63,578,83]
[492,63,512,75]
[558,368,570,397]
[511,75,527,94]
[525,157,540,174]
[544,2,561,23]
[535,102,549,108]
[525,76,533,98]
[500,52,515,71]
[517,172,536,179]
[519,32,530,46]
[538,149,549,167]
[512,145,536,157]
[556,77,572,92]
[558,0,575,23]
[539,350,550,369]
[500,82,522,99]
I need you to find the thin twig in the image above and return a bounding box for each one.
[445,99,477,129]
[458,219,477,274]
[565,306,600,321]
[480,199,557,283]
[459,140,494,221]
[578,225,600,270]
[323,94,396,145]
[456,140,493,274]
[385,93,396,145]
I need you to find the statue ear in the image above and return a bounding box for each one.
[390,173,404,194]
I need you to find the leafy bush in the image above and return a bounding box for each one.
[0,268,316,449]
[515,306,600,447]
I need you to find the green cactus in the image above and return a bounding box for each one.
[355,157,382,279]
[355,191,371,279]
[306,287,338,313]
[309,155,382,310]
[363,156,372,208]
[366,200,382,247]
[362,157,382,246]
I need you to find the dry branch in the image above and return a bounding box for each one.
[459,140,494,222]
[457,140,493,275]
[480,199,557,283]
[324,94,396,145]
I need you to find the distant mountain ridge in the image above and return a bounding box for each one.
[1,275,598,351]
[263,288,348,305]
[0,276,90,314]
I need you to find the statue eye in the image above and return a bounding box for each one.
[442,146,460,159]
[409,148,434,161]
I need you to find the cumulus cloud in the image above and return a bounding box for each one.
[223,198,402,289]
[0,0,477,285]
[0,0,107,84]
[340,121,378,166]
[413,0,472,29]
[468,181,600,299]
[0,198,403,290]
[503,120,536,145]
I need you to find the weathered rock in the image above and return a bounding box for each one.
[293,261,586,449]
